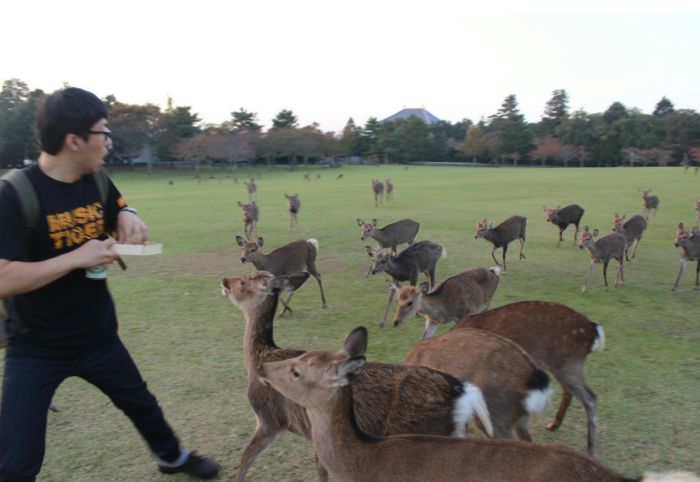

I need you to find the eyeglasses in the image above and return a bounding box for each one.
[88,130,113,141]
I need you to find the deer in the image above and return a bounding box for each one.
[237,201,259,240]
[694,200,700,226]
[245,178,257,201]
[392,266,500,339]
[639,188,659,220]
[544,204,585,246]
[384,179,394,202]
[221,272,493,482]
[579,225,626,293]
[371,179,384,207]
[336,174,344,180]
[404,326,552,442]
[284,193,301,230]
[235,236,326,315]
[259,326,698,482]
[474,215,527,273]
[357,218,419,253]
[672,223,700,291]
[365,240,446,327]
[303,172,311,182]
[612,213,647,261]
[453,301,606,457]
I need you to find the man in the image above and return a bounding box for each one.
[0,87,218,481]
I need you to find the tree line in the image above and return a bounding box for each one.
[2,78,700,169]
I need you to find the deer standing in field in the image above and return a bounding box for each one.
[336,174,344,180]
[454,301,606,457]
[235,236,326,314]
[371,179,384,207]
[384,179,394,202]
[366,240,446,327]
[672,223,700,291]
[392,266,500,339]
[245,178,257,201]
[237,201,259,240]
[221,273,492,482]
[303,172,310,182]
[612,213,647,261]
[474,215,527,272]
[579,226,626,293]
[259,326,697,482]
[357,218,419,253]
[639,188,659,220]
[694,200,700,226]
[544,204,585,246]
[284,193,301,230]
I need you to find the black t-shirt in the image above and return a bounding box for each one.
[0,165,127,359]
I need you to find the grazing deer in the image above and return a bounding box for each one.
[454,301,606,457]
[672,223,700,291]
[405,326,552,441]
[284,193,301,230]
[303,172,310,182]
[336,174,344,180]
[579,226,626,293]
[474,215,527,272]
[639,188,659,220]
[544,204,585,246]
[245,178,257,200]
[612,213,647,261]
[235,236,326,314]
[237,201,258,240]
[259,327,695,482]
[222,273,492,482]
[357,218,419,253]
[366,241,446,327]
[392,267,500,339]
[371,179,384,207]
[384,179,394,202]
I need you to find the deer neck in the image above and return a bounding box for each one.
[583,241,603,260]
[250,253,272,271]
[416,295,442,320]
[243,294,279,377]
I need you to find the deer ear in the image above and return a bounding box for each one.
[284,193,289,198]
[328,357,366,387]
[342,326,368,359]
[237,201,244,207]
[372,218,377,226]
[593,229,600,238]
[357,218,364,226]
[257,237,264,247]
[269,272,311,294]
[235,235,246,246]
[418,282,430,294]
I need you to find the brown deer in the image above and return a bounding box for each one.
[454,301,606,457]
[235,236,326,314]
[371,179,384,207]
[336,174,344,180]
[237,201,258,240]
[366,241,446,327]
[284,193,301,230]
[544,204,585,246]
[245,178,257,201]
[303,172,310,182]
[474,215,527,272]
[579,226,626,293]
[222,273,492,482]
[639,188,659,220]
[392,267,500,339]
[404,326,552,442]
[694,200,700,226]
[672,223,700,291]
[357,218,419,253]
[259,326,697,482]
[612,213,647,261]
[384,179,394,202]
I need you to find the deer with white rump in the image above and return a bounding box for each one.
[474,215,527,272]
[392,266,500,339]
[672,223,700,291]
[235,236,326,315]
[222,272,492,482]
[366,240,446,327]
[371,179,384,207]
[237,201,258,240]
[284,193,301,230]
[357,218,419,253]
[639,188,659,220]
[579,225,626,293]
[612,213,647,261]
[260,326,699,482]
[544,204,585,246]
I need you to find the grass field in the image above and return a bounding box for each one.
[3,165,699,481]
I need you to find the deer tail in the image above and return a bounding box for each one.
[489,266,501,277]
[441,247,448,259]
[523,369,552,416]
[591,322,606,353]
[453,382,493,438]
[307,239,319,250]
[639,472,700,482]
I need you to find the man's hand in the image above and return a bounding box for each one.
[70,238,119,269]
[117,211,150,244]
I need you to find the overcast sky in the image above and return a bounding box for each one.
[2,0,698,133]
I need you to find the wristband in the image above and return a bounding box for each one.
[120,207,138,216]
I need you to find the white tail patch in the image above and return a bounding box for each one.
[523,385,553,415]
[441,247,448,259]
[489,266,501,276]
[307,239,319,249]
[641,472,700,482]
[591,324,606,352]
[452,382,493,438]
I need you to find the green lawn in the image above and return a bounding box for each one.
[3,165,699,481]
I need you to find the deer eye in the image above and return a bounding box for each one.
[290,368,300,378]
[239,280,246,286]
[406,301,413,307]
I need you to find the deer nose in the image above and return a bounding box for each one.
[392,318,402,327]
[240,257,246,263]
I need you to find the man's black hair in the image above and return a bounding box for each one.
[37,87,108,155]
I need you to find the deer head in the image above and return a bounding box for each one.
[474,219,493,239]
[221,271,310,311]
[366,247,394,275]
[674,223,689,248]
[578,226,597,249]
[392,282,429,326]
[236,236,264,263]
[357,218,378,240]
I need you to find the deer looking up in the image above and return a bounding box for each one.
[474,215,527,273]
[612,213,647,261]
[237,201,258,240]
[245,178,257,201]
[392,267,500,339]
[222,273,492,482]
[235,236,326,315]
[672,223,700,291]
[639,188,659,220]
[544,204,585,246]
[357,218,419,253]
[384,179,394,202]
[259,326,696,482]
[284,193,301,230]
[579,226,626,293]
[371,179,384,207]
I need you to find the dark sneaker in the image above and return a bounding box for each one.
[158,452,219,480]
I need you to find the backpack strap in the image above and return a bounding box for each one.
[94,168,110,207]
[1,168,39,230]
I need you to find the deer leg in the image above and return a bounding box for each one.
[514,416,532,442]
[426,267,436,288]
[695,260,700,289]
[616,258,624,286]
[315,455,329,482]
[557,228,563,247]
[380,287,397,327]
[234,423,285,482]
[518,237,526,260]
[502,245,508,273]
[421,318,439,339]
[569,383,598,458]
[490,246,500,267]
[602,261,610,291]
[672,258,688,291]
[582,260,596,293]
[279,291,295,317]
[631,238,640,260]
[546,387,573,431]
[573,224,579,244]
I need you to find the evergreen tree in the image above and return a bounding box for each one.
[653,97,674,117]
[230,108,262,132]
[540,89,569,136]
[271,109,298,129]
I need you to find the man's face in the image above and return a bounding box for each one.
[76,118,112,173]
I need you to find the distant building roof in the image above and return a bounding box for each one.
[382,108,441,125]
